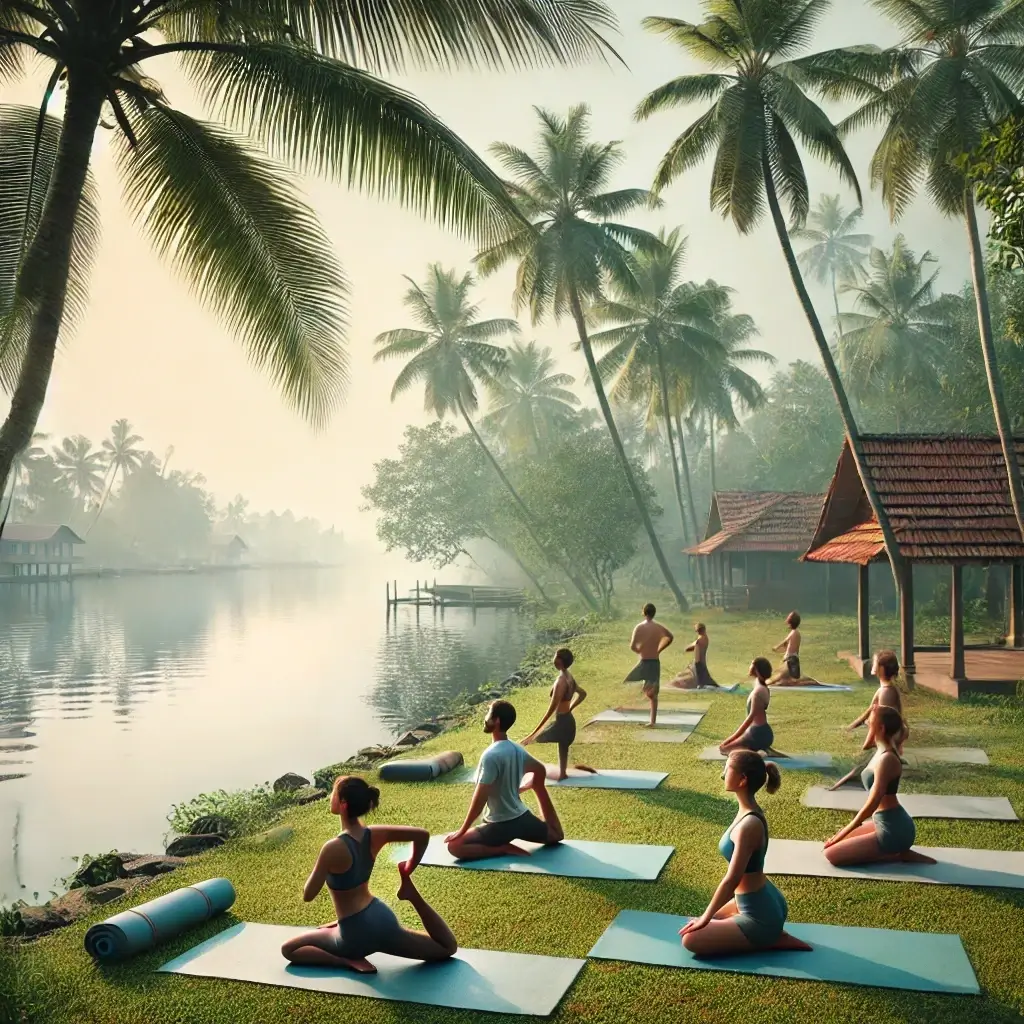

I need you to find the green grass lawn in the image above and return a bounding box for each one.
[12,609,1024,1023]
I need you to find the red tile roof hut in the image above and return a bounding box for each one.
[687,491,832,611]
[802,436,1024,697]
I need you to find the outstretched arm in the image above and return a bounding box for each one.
[524,686,563,743]
[846,693,878,731]
[685,641,696,652]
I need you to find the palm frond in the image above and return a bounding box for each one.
[641,15,735,68]
[980,0,1024,42]
[115,103,348,427]
[586,188,659,217]
[634,73,731,120]
[650,104,723,194]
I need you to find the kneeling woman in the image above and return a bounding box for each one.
[281,776,457,973]
[681,751,810,956]
[719,658,777,755]
[522,648,589,781]
[823,706,935,866]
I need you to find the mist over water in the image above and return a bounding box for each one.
[0,566,534,903]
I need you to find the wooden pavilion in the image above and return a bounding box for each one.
[688,490,837,611]
[802,435,1024,698]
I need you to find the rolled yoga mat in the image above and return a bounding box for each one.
[588,909,979,995]
[802,787,1019,821]
[764,838,1024,889]
[85,877,236,962]
[379,750,464,782]
[699,747,833,769]
[160,922,585,1016]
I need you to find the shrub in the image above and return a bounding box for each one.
[167,784,296,838]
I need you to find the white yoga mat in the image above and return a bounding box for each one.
[158,922,585,1016]
[699,747,833,769]
[764,838,1024,889]
[575,727,696,745]
[802,787,1018,821]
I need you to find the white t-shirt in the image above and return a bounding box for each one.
[475,739,529,823]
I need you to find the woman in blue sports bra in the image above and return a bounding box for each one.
[719,658,778,755]
[823,705,935,867]
[281,776,457,973]
[681,750,811,957]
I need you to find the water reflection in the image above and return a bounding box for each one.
[0,569,533,901]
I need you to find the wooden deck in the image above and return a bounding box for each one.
[910,649,1024,698]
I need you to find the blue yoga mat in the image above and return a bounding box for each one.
[589,910,979,995]
[394,837,673,880]
[85,878,236,962]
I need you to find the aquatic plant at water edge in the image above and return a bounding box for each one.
[167,784,297,838]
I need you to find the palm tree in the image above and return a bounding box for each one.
[375,264,600,610]
[52,436,105,507]
[837,236,953,428]
[0,2,619,503]
[636,0,907,582]
[0,431,47,531]
[794,195,873,359]
[479,105,690,610]
[826,0,1024,539]
[484,341,580,454]
[89,418,145,530]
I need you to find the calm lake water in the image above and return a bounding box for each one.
[0,568,535,903]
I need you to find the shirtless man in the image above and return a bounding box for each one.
[624,603,674,726]
[687,623,718,688]
[769,611,810,686]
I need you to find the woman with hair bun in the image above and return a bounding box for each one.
[680,750,811,956]
[281,775,457,973]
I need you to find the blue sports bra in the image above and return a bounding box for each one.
[325,829,375,891]
[861,754,901,796]
[718,811,768,873]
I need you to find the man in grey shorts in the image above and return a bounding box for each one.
[444,699,564,860]
[625,602,674,726]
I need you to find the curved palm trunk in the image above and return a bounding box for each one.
[762,151,906,585]
[87,464,117,536]
[654,342,690,542]
[675,412,708,595]
[964,192,1024,541]
[457,397,600,611]
[0,78,104,521]
[831,267,846,378]
[709,413,717,493]
[569,288,689,611]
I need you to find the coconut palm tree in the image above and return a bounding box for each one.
[823,0,1024,538]
[88,418,145,530]
[478,105,690,610]
[0,2,620,503]
[837,236,954,428]
[484,340,580,454]
[52,435,105,507]
[0,431,47,530]
[636,0,906,581]
[794,195,873,356]
[376,264,600,610]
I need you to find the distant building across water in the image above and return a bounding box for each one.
[0,524,84,580]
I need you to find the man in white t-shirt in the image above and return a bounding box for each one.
[444,699,564,860]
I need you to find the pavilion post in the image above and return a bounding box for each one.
[950,564,965,679]
[857,563,870,672]
[899,562,915,678]
[1010,562,1024,648]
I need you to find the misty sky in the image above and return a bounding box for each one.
[3,1,976,541]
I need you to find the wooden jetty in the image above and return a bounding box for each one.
[386,580,526,611]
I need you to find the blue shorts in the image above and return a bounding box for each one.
[874,806,915,854]
[327,897,403,959]
[741,723,774,751]
[735,880,788,948]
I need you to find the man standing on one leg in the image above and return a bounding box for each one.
[445,700,564,861]
[624,603,674,727]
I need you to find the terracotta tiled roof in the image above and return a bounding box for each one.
[688,492,825,556]
[0,524,84,544]
[712,491,790,535]
[803,435,1024,564]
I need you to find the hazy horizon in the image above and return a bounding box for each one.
[2,1,976,542]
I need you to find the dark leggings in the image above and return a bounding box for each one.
[535,712,576,761]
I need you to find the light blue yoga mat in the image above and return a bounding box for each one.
[394,837,673,880]
[699,747,833,769]
[589,709,704,726]
[450,766,667,789]
[588,910,979,995]
[159,922,585,1016]
[85,878,236,962]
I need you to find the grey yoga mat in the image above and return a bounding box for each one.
[588,709,705,726]
[159,922,585,1016]
[764,838,1024,889]
[575,727,695,745]
[588,910,979,995]
[450,766,668,789]
[903,747,990,766]
[802,787,1018,821]
[393,837,673,880]
[699,747,833,769]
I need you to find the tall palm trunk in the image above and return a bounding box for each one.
[964,192,1024,541]
[87,464,118,536]
[457,397,600,611]
[675,412,708,595]
[762,150,906,585]
[0,77,104,529]
[569,288,689,611]
[654,342,690,542]
[708,413,716,493]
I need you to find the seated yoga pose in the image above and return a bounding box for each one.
[823,705,936,866]
[680,750,811,957]
[445,699,564,860]
[671,623,719,689]
[719,658,782,756]
[281,776,457,973]
[522,648,592,781]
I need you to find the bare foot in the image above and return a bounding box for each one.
[396,873,416,902]
[900,849,938,864]
[549,771,568,782]
[339,957,378,974]
[771,932,813,952]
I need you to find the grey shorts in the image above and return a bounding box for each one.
[535,712,576,755]
[327,897,403,959]
[735,880,788,948]
[874,806,915,854]
[741,723,774,751]
[625,659,660,695]
[693,662,717,688]
[785,655,801,679]
[475,810,550,847]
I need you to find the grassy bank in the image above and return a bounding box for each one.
[13,610,1024,1023]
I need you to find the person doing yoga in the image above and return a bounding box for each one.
[768,612,811,685]
[684,623,718,688]
[719,658,782,756]
[680,751,811,957]
[829,650,909,791]
[445,699,564,860]
[823,705,936,866]
[522,648,591,781]
[624,603,673,726]
[281,776,457,974]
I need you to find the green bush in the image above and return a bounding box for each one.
[167,784,296,838]
[0,903,25,938]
